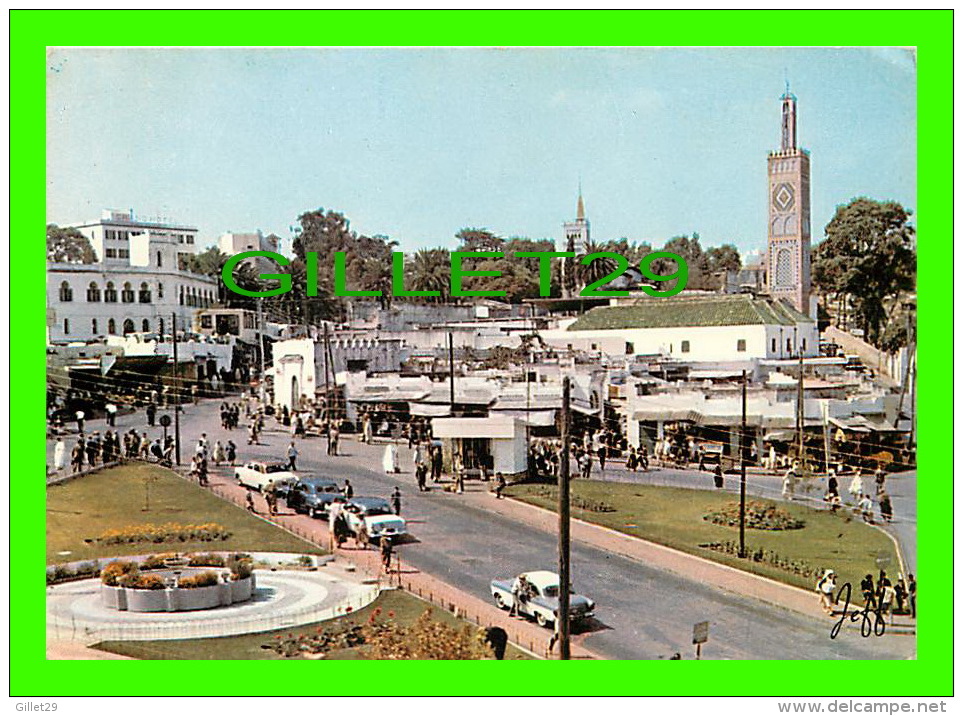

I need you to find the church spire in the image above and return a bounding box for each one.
[576,191,585,222]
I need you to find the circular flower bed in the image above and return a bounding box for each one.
[703,500,805,531]
[100,553,255,612]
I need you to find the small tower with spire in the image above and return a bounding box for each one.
[562,188,590,255]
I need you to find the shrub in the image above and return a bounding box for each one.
[703,501,805,531]
[92,523,232,546]
[101,560,139,586]
[227,554,254,580]
[177,571,220,589]
[140,554,175,570]
[189,553,226,568]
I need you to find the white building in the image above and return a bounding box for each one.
[431,415,528,476]
[47,211,217,343]
[541,294,818,363]
[67,209,200,267]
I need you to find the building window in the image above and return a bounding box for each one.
[158,317,165,337]
[105,248,118,258]
[142,319,150,332]
[86,281,101,302]
[737,339,746,352]
[786,338,792,353]
[92,318,98,335]
[156,251,163,268]
[59,281,73,302]
[139,282,152,303]
[625,342,634,355]
[771,338,776,353]
[123,318,135,335]
[121,282,135,303]
[63,318,70,334]
[157,283,164,299]
[108,318,116,335]
[201,315,213,329]
[179,286,184,306]
[681,340,690,353]
[178,234,185,244]
[104,282,117,303]
[244,313,254,329]
[802,338,807,352]
[187,234,194,244]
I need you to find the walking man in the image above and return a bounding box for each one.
[343,479,354,500]
[105,402,117,427]
[390,487,402,516]
[287,442,299,471]
[494,472,506,499]
[380,536,393,574]
[146,402,157,427]
[53,437,66,472]
[75,409,85,435]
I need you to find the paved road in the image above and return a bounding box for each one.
[48,400,916,660]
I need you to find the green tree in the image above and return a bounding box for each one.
[576,240,619,288]
[813,198,916,346]
[406,248,452,302]
[455,228,505,253]
[706,244,742,274]
[47,224,96,263]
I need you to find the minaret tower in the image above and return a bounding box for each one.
[766,86,812,315]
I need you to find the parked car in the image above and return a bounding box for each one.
[234,461,298,493]
[342,497,407,543]
[490,570,595,628]
[286,477,344,518]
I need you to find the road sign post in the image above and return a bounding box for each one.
[693,620,709,660]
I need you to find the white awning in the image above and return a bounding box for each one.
[409,403,452,417]
[491,409,557,427]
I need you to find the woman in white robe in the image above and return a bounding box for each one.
[53,437,66,471]
[383,442,398,474]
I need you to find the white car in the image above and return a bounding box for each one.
[491,570,595,628]
[234,461,298,492]
[343,497,407,542]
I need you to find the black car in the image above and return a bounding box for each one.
[286,477,344,518]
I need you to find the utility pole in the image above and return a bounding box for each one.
[257,299,267,404]
[448,332,455,409]
[171,312,181,466]
[796,348,805,475]
[558,376,572,660]
[324,323,338,425]
[322,322,331,432]
[739,369,747,559]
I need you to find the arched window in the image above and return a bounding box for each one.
[142,319,150,332]
[63,318,70,334]
[92,318,98,335]
[139,281,152,303]
[157,283,164,299]
[123,318,135,335]
[179,285,185,306]
[86,281,101,302]
[156,251,163,268]
[121,282,135,303]
[59,281,73,302]
[108,318,116,335]
[104,282,118,303]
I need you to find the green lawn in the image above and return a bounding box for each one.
[92,589,530,660]
[46,463,323,563]
[507,481,899,592]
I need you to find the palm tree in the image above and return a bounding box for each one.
[575,240,619,289]
[407,248,451,302]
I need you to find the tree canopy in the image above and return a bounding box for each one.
[47,224,96,264]
[813,198,916,347]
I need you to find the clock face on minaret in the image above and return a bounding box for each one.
[766,90,812,317]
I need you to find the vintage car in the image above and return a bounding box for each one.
[342,496,407,543]
[286,477,344,518]
[234,461,298,493]
[491,570,595,628]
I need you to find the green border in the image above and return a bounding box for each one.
[16,9,952,696]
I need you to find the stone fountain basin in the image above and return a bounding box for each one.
[101,567,255,612]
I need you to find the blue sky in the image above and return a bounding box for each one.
[46,46,916,256]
